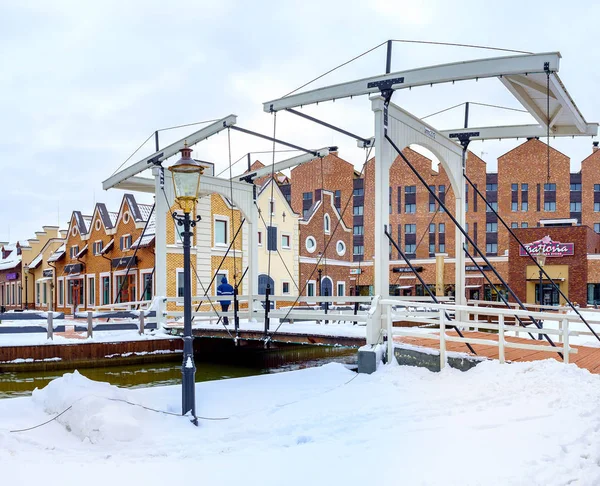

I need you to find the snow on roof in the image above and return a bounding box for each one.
[131,214,155,249]
[100,239,114,255]
[47,244,66,263]
[27,252,43,270]
[109,212,119,226]
[75,244,88,259]
[138,204,153,222]
[0,255,21,271]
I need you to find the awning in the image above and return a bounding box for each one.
[112,256,138,268]
[27,253,43,270]
[47,245,65,263]
[100,239,114,255]
[75,245,88,259]
[36,277,53,283]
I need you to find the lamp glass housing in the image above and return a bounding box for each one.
[536,253,547,267]
[169,160,204,213]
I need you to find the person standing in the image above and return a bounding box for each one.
[217,276,234,325]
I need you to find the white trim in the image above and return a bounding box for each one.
[306,280,316,300]
[139,268,154,300]
[99,272,111,306]
[324,213,331,234]
[87,274,96,307]
[336,240,346,256]
[213,214,230,247]
[57,277,64,307]
[281,232,291,250]
[336,281,346,297]
[305,236,317,254]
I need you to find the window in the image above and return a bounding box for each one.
[544,202,556,212]
[303,192,312,200]
[307,281,315,297]
[595,223,600,233]
[544,183,556,191]
[93,241,103,255]
[486,183,497,191]
[595,185,600,192]
[88,277,95,306]
[595,203,600,212]
[353,225,363,235]
[267,226,277,251]
[282,282,290,294]
[119,235,132,250]
[305,236,317,253]
[257,231,262,246]
[353,205,364,216]
[337,282,345,297]
[429,202,436,212]
[511,183,518,191]
[36,282,40,305]
[570,202,582,212]
[70,246,79,259]
[571,183,582,191]
[142,273,153,300]
[324,214,330,233]
[405,244,416,254]
[336,241,346,256]
[102,276,110,305]
[439,223,445,234]
[486,222,498,233]
[522,183,528,191]
[439,243,445,253]
[405,224,416,234]
[511,222,518,228]
[215,219,228,245]
[405,203,416,214]
[405,186,416,194]
[486,243,498,254]
[522,222,528,228]
[353,245,364,255]
[429,223,435,233]
[511,202,518,212]
[486,202,498,212]
[177,271,184,298]
[58,279,64,307]
[353,188,364,197]
[429,243,435,254]
[281,234,290,249]
[521,202,528,212]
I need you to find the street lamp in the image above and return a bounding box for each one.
[536,253,546,340]
[23,264,29,311]
[169,143,204,425]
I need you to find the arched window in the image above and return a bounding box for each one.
[324,214,330,234]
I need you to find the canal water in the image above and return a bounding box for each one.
[0,345,357,399]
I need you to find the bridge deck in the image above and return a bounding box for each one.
[396,331,600,374]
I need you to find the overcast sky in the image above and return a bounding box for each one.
[1,0,599,242]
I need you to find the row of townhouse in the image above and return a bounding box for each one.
[259,138,600,308]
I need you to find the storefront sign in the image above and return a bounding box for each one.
[64,263,83,275]
[6,272,18,281]
[465,265,492,272]
[349,269,362,275]
[43,269,53,278]
[392,266,423,273]
[112,256,138,268]
[519,236,574,257]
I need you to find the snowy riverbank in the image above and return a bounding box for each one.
[2,358,600,485]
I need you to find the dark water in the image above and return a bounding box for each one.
[0,345,357,399]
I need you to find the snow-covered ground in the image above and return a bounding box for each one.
[1,359,600,485]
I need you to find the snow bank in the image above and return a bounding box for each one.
[31,371,147,444]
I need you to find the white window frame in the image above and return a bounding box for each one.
[282,281,291,295]
[337,281,346,297]
[213,215,230,247]
[257,230,263,246]
[324,213,331,234]
[336,240,346,256]
[306,280,316,301]
[58,277,65,307]
[176,268,184,306]
[139,269,154,301]
[112,269,137,305]
[305,236,317,254]
[87,275,95,307]
[99,272,111,306]
[120,234,132,251]
[281,233,291,250]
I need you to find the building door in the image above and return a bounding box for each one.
[117,274,136,303]
[142,273,153,301]
[71,279,83,309]
[321,277,333,297]
[258,274,274,295]
[536,284,560,306]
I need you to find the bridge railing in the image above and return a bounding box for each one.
[379,298,582,370]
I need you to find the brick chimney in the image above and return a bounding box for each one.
[594,141,599,153]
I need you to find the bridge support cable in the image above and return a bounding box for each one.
[385,228,477,355]
[385,133,559,350]
[464,170,600,343]
[463,246,537,342]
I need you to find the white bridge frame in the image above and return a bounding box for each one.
[263,51,598,345]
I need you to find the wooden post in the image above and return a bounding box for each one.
[87,311,93,338]
[47,312,53,340]
[439,308,446,369]
[498,314,505,364]
[562,318,569,364]
[139,311,145,335]
[558,318,563,343]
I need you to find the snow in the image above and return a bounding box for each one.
[2,359,600,485]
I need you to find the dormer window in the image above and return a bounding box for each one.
[120,235,132,251]
[70,246,79,259]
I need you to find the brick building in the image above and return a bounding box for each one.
[266,138,600,307]
[54,194,155,314]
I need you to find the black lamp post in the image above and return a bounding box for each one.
[536,253,546,340]
[23,264,29,310]
[169,143,203,425]
[317,267,322,297]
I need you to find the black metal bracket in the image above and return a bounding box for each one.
[367,77,404,91]
[173,213,201,227]
[448,132,480,150]
[147,153,164,166]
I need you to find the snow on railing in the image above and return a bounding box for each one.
[380,298,580,370]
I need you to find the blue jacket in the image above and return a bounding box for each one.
[217,277,234,306]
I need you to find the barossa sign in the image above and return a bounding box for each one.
[519,235,574,257]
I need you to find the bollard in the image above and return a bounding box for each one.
[139,311,145,335]
[47,312,53,340]
[87,311,93,338]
